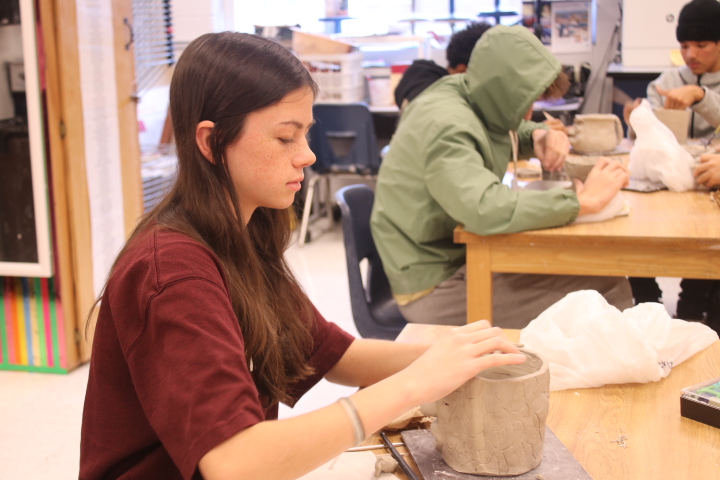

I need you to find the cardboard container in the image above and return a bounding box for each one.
[292,29,354,55]
[654,108,691,145]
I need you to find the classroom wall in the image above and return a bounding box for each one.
[173,0,234,43]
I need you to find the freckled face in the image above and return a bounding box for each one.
[226,87,316,224]
[680,41,720,75]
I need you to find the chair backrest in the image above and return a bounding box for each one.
[335,184,407,340]
[310,103,381,175]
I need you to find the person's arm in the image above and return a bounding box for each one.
[694,153,720,188]
[324,338,430,387]
[517,119,546,158]
[646,75,666,109]
[574,157,630,215]
[656,84,706,110]
[691,87,720,130]
[198,322,525,480]
[531,128,570,172]
[651,73,720,128]
[423,122,580,235]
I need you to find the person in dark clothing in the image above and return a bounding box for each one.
[393,21,567,133]
[394,22,493,109]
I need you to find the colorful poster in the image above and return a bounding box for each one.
[551,1,592,53]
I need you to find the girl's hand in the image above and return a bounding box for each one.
[395,321,525,406]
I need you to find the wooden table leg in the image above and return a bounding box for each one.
[465,241,492,324]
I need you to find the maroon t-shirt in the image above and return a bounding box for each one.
[80,229,355,479]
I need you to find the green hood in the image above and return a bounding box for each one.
[464,25,561,133]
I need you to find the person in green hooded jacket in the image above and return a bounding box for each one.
[370,25,633,327]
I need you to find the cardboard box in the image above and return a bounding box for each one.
[292,30,354,55]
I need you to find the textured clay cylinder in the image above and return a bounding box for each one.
[431,349,550,476]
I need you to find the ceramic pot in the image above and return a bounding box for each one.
[569,114,623,154]
[430,349,550,476]
[564,154,624,183]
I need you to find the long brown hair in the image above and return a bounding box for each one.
[97,32,319,407]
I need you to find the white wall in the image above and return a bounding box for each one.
[622,0,686,67]
[233,0,324,34]
[0,25,23,120]
[172,0,234,43]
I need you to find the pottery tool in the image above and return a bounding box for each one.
[347,442,403,452]
[380,432,421,480]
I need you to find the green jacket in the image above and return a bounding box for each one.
[370,25,581,297]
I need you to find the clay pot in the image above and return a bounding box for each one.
[564,154,625,184]
[564,155,600,184]
[430,350,550,476]
[569,114,623,154]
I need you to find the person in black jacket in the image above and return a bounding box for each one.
[393,22,566,133]
[394,22,493,109]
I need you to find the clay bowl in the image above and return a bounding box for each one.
[564,155,600,183]
[565,155,625,184]
[430,349,550,476]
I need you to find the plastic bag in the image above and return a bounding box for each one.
[519,290,718,391]
[628,99,696,192]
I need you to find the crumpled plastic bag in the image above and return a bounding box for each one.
[519,290,718,391]
[628,99,696,191]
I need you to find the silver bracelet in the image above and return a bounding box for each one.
[338,396,366,446]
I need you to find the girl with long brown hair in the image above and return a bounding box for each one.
[79,32,524,480]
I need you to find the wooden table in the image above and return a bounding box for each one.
[455,190,720,324]
[396,324,720,480]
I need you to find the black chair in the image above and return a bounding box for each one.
[335,184,407,340]
[299,103,381,247]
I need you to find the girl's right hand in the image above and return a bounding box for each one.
[395,321,525,406]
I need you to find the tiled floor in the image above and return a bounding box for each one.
[0,220,682,480]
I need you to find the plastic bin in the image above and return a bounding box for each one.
[299,51,365,104]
